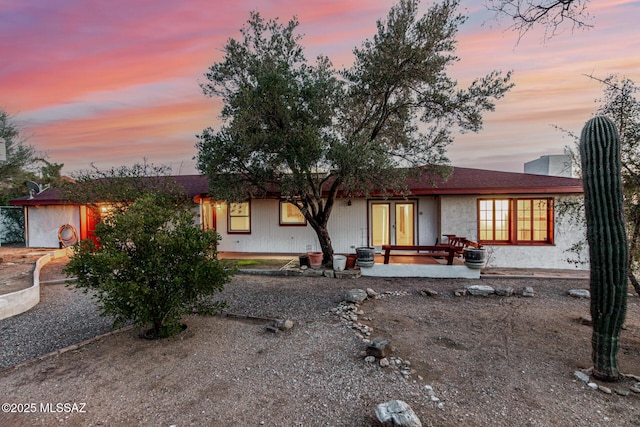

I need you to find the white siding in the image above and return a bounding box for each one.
[440,194,588,270]
[215,199,367,254]
[27,205,80,248]
[416,197,440,245]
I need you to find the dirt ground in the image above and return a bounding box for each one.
[1,253,640,426]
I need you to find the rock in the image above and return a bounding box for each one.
[273,319,294,330]
[466,285,495,296]
[364,356,376,363]
[345,289,368,304]
[303,268,324,277]
[568,289,590,298]
[615,388,630,396]
[495,286,514,297]
[375,400,422,427]
[380,358,390,367]
[420,289,438,297]
[630,383,640,393]
[599,385,612,394]
[367,338,392,359]
[579,315,592,326]
[574,370,590,383]
[323,269,335,278]
[587,382,598,390]
[453,289,467,297]
[265,325,280,334]
[522,287,535,297]
[366,288,378,297]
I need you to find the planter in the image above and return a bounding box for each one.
[333,255,347,271]
[356,247,376,268]
[346,254,357,269]
[307,252,323,269]
[299,254,309,268]
[463,248,487,269]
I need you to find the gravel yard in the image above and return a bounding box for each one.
[1,256,640,426]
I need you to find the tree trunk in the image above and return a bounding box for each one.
[629,271,640,297]
[310,222,334,266]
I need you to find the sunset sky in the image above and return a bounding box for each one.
[1,0,638,176]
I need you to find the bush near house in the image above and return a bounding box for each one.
[64,194,233,338]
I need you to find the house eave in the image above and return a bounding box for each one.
[410,186,584,196]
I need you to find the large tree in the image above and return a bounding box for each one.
[197,0,513,264]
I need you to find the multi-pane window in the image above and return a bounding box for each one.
[280,202,306,225]
[517,199,549,242]
[228,202,250,233]
[478,198,553,244]
[479,199,510,242]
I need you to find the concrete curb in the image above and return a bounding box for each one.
[0,248,71,320]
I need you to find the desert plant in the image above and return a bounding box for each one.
[65,193,232,338]
[579,115,628,381]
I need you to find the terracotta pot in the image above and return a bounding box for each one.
[346,254,357,269]
[307,252,323,269]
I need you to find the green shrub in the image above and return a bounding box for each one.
[65,194,233,338]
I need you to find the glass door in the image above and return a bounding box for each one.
[395,203,415,245]
[370,201,416,248]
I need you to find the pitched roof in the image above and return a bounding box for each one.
[9,167,582,206]
[9,175,210,206]
[407,167,583,195]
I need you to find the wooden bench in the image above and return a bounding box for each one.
[381,245,458,265]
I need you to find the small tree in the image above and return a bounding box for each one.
[197,0,513,264]
[1,110,40,205]
[64,193,232,338]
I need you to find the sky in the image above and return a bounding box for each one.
[1,0,639,176]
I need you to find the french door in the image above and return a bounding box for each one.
[370,201,416,248]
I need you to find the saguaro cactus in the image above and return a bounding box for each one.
[579,115,628,381]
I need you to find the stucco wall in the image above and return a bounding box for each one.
[440,194,588,270]
[27,205,80,248]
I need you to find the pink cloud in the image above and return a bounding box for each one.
[1,0,638,175]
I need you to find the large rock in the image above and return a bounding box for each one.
[345,288,368,304]
[466,285,495,296]
[375,400,422,427]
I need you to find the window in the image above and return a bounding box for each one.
[479,199,510,242]
[228,202,250,233]
[280,202,306,226]
[478,198,553,244]
[516,199,551,242]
